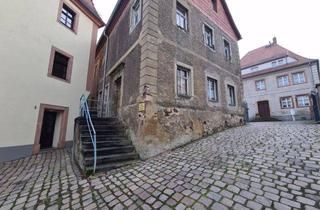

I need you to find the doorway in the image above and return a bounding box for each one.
[33,104,69,154]
[257,101,271,118]
[114,77,122,117]
[39,111,57,149]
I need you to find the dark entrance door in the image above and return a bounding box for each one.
[257,101,271,118]
[40,111,57,149]
[114,77,122,116]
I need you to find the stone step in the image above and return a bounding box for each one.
[80,130,126,135]
[81,135,128,142]
[84,152,139,165]
[82,139,132,147]
[82,145,135,156]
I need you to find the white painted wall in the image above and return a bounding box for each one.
[0,0,94,147]
[243,64,316,120]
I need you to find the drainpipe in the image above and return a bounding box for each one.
[101,30,109,117]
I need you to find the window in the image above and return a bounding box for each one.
[278,59,284,65]
[227,85,236,106]
[292,72,306,85]
[251,66,259,71]
[277,75,289,87]
[204,25,215,49]
[296,95,310,107]
[48,47,73,82]
[52,52,69,80]
[130,0,141,30]
[224,39,231,61]
[176,2,188,30]
[280,97,294,109]
[60,4,76,30]
[207,78,218,102]
[177,66,191,97]
[271,61,277,67]
[255,80,266,91]
[212,0,217,12]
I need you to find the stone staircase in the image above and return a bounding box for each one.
[73,117,139,174]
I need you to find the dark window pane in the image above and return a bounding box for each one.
[52,52,69,80]
[60,4,75,30]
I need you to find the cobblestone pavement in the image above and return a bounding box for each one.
[1,122,320,210]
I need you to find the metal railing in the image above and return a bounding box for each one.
[80,95,97,173]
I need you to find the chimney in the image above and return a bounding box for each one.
[273,37,277,45]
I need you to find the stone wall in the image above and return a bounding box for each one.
[99,0,244,160]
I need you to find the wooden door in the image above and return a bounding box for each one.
[40,111,57,149]
[257,101,271,118]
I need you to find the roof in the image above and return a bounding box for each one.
[241,38,318,79]
[71,0,104,27]
[220,0,241,40]
[97,0,241,52]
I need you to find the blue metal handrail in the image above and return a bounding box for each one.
[80,95,97,173]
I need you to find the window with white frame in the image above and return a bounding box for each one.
[271,61,277,67]
[177,66,191,96]
[277,75,289,87]
[296,95,310,107]
[176,2,188,30]
[207,77,218,102]
[224,39,231,61]
[227,85,236,106]
[204,25,215,49]
[60,4,76,30]
[280,96,293,109]
[255,80,266,91]
[292,72,306,85]
[130,0,141,30]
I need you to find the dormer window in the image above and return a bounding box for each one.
[212,0,217,12]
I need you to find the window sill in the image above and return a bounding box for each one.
[208,99,218,103]
[177,94,192,99]
[58,21,77,35]
[47,74,71,84]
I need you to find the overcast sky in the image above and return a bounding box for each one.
[93,0,320,61]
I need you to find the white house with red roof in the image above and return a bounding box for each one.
[241,37,320,121]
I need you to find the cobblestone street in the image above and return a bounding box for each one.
[1,122,320,210]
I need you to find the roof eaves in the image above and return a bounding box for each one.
[220,0,241,40]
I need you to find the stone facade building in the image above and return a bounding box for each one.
[95,0,244,159]
[0,0,104,161]
[241,38,320,121]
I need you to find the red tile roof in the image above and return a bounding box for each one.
[241,38,317,79]
[241,38,311,69]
